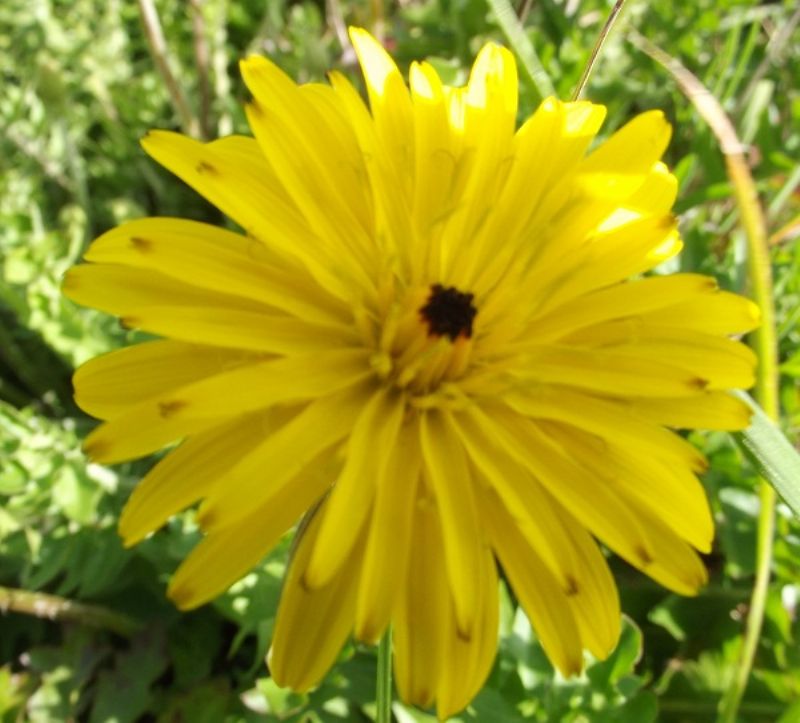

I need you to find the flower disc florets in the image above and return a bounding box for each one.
[420,284,477,341]
[64,27,760,720]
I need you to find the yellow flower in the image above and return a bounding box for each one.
[63,28,759,718]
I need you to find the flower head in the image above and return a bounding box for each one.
[64,29,759,718]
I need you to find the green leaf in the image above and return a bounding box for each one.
[484,0,555,101]
[732,391,800,518]
[587,616,644,691]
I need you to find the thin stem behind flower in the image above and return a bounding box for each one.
[137,0,201,139]
[629,31,779,723]
[571,0,629,101]
[0,586,141,637]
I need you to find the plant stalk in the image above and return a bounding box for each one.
[572,0,629,101]
[0,586,141,637]
[629,33,779,723]
[376,626,393,723]
[137,0,201,138]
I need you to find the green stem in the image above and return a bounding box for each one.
[137,0,201,138]
[628,33,779,723]
[376,626,393,723]
[572,0,629,101]
[717,129,779,723]
[0,586,141,637]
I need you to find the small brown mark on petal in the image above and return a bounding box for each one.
[690,377,710,390]
[129,236,154,253]
[635,545,654,566]
[246,100,265,119]
[83,438,111,461]
[61,272,78,291]
[661,214,678,230]
[168,585,193,610]
[196,160,218,175]
[119,316,140,330]
[158,400,188,419]
[564,575,580,597]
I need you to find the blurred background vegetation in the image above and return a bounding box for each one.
[1,0,799,720]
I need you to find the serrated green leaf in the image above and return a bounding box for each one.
[732,391,800,518]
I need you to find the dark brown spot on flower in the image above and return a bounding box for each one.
[158,400,188,418]
[419,284,477,341]
[83,438,110,461]
[130,236,153,253]
[635,545,654,566]
[196,160,218,175]
[564,575,580,596]
[61,271,78,291]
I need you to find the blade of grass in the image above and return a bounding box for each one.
[138,0,201,139]
[486,0,554,102]
[189,0,212,140]
[769,213,800,247]
[629,32,779,723]
[572,0,629,101]
[732,392,800,518]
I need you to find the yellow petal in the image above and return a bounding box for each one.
[578,110,672,200]
[530,273,719,340]
[63,263,262,315]
[168,452,333,609]
[393,492,450,711]
[240,58,376,280]
[304,389,406,589]
[420,410,483,638]
[452,411,621,659]
[84,217,347,326]
[73,340,257,419]
[538,214,680,308]
[408,60,460,276]
[462,98,606,295]
[626,161,679,214]
[559,514,621,660]
[328,69,415,278]
[135,349,370,422]
[517,344,708,397]
[114,305,361,355]
[83,352,368,464]
[564,322,757,390]
[630,391,752,430]
[196,383,373,531]
[119,408,283,546]
[506,386,708,472]
[436,544,499,719]
[140,132,300,242]
[643,290,761,334]
[540,419,713,553]
[482,484,584,677]
[349,28,414,183]
[354,417,422,643]
[480,407,709,593]
[268,502,362,691]
[140,132,353,302]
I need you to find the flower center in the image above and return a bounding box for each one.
[369,283,478,402]
[419,284,477,341]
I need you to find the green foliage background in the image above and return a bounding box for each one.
[1,0,799,720]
